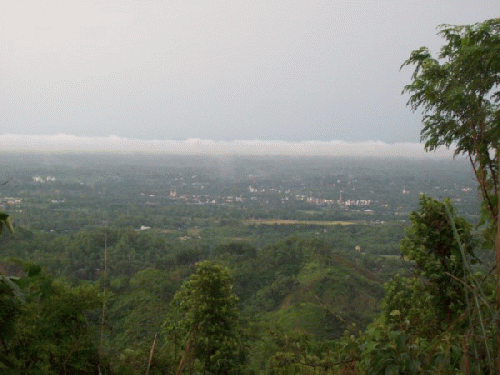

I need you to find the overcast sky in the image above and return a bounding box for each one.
[1,1,499,149]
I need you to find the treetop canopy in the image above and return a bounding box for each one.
[402,18,500,156]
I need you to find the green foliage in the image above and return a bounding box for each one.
[381,274,436,335]
[266,326,331,374]
[400,195,476,323]
[402,18,500,232]
[167,261,246,374]
[0,262,101,373]
[364,196,496,373]
[214,242,257,259]
[358,323,467,374]
[103,267,178,374]
[398,18,500,373]
[0,200,412,373]
[403,18,500,150]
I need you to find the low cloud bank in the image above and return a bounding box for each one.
[0,134,456,158]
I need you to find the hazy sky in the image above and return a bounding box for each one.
[1,1,499,145]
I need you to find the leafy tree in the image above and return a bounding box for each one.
[378,196,495,373]
[402,19,500,229]
[104,267,177,374]
[0,262,101,373]
[402,18,500,371]
[399,195,476,324]
[167,261,246,374]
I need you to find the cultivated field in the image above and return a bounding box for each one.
[243,219,357,226]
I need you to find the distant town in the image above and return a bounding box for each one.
[0,153,480,233]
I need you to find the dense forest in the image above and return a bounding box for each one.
[1,18,500,374]
[0,178,494,374]
[0,198,412,373]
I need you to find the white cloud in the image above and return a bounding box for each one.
[0,134,456,158]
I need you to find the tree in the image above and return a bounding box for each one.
[0,262,101,373]
[402,18,500,371]
[402,19,500,228]
[399,195,476,324]
[362,197,494,373]
[167,261,246,374]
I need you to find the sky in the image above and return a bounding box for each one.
[1,1,500,155]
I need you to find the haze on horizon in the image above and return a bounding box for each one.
[0,133,462,158]
[1,1,499,147]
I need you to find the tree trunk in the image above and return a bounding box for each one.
[496,218,500,373]
[176,327,197,375]
[496,150,500,374]
[145,333,157,375]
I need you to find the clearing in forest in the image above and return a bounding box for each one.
[243,219,357,226]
